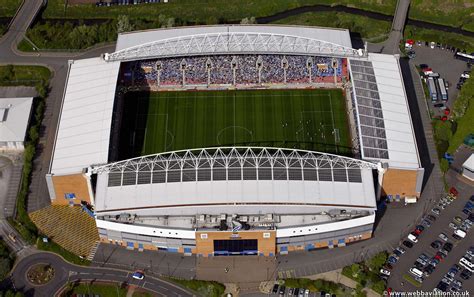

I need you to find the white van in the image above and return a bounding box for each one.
[459,257,474,272]
[408,233,418,243]
[454,229,466,239]
[409,267,423,278]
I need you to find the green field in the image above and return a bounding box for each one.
[118,89,351,158]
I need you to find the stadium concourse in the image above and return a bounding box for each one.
[44,25,424,257]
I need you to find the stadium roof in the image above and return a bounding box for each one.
[107,25,362,62]
[92,147,378,214]
[49,58,120,175]
[349,53,421,169]
[0,97,32,143]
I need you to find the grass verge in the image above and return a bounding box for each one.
[402,274,422,288]
[61,282,127,297]
[36,238,90,266]
[271,11,391,40]
[0,65,51,86]
[166,278,225,297]
[43,0,396,20]
[17,38,36,52]
[0,0,22,18]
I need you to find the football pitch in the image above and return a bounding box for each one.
[119,89,352,158]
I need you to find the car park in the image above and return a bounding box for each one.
[462,208,470,215]
[431,208,441,215]
[288,287,294,295]
[429,258,440,267]
[294,288,299,295]
[427,215,437,221]
[449,222,457,229]
[439,233,449,241]
[454,216,463,224]
[409,267,423,278]
[388,256,398,264]
[453,229,466,240]
[435,281,448,292]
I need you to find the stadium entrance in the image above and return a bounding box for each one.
[195,231,276,257]
[214,239,258,256]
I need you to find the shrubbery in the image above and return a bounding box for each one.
[341,251,388,295]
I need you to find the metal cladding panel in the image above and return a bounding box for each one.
[50,58,120,175]
[116,25,353,51]
[351,53,421,170]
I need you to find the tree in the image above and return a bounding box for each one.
[0,65,14,81]
[0,258,12,280]
[240,17,256,24]
[350,263,361,278]
[117,15,133,34]
[440,158,449,173]
[367,251,387,271]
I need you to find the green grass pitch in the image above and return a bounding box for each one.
[120,89,352,157]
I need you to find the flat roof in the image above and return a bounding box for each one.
[463,154,474,171]
[0,97,33,143]
[116,25,353,52]
[349,53,420,169]
[50,58,120,175]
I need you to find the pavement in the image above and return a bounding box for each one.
[4,251,195,297]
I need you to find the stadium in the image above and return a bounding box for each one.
[46,25,423,256]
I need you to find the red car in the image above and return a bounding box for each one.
[441,116,448,121]
[450,187,458,196]
[414,229,422,235]
[434,254,443,261]
[444,108,450,115]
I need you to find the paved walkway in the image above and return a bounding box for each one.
[307,269,381,296]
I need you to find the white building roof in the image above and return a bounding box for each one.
[349,53,420,169]
[116,25,354,51]
[0,97,33,143]
[92,148,378,214]
[108,25,360,62]
[49,58,120,175]
[463,154,474,172]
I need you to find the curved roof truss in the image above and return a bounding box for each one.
[105,32,364,62]
[91,147,378,174]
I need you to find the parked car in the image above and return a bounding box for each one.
[408,233,419,243]
[454,216,463,224]
[380,268,391,276]
[434,103,444,108]
[407,51,416,59]
[430,42,436,49]
[460,269,471,280]
[449,222,457,229]
[421,219,432,228]
[279,286,286,295]
[432,208,441,215]
[439,233,449,241]
[427,215,437,221]
[419,63,429,69]
[403,240,414,248]
[272,284,280,293]
[443,242,453,252]
[431,240,442,249]
[396,246,406,254]
[424,264,435,276]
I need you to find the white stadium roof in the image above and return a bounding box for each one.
[107,25,362,62]
[92,148,378,214]
[49,58,120,175]
[349,53,421,169]
[0,97,32,143]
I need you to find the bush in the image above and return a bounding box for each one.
[440,158,449,173]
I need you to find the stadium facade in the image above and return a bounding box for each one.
[46,25,423,256]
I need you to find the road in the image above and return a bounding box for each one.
[368,0,410,54]
[5,251,194,297]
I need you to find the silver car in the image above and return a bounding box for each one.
[439,233,449,241]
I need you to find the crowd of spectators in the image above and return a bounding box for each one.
[119,54,346,87]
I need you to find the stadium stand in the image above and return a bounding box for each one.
[119,54,346,88]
